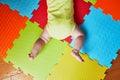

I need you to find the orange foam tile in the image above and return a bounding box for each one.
[94,0,120,20]
[0,4,28,58]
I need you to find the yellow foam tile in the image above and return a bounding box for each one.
[47,46,107,80]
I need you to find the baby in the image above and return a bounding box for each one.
[29,0,84,62]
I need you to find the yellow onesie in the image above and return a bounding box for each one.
[46,0,76,40]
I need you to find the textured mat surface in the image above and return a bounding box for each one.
[0,4,28,58]
[0,0,39,18]
[104,50,120,80]
[5,20,67,80]
[74,0,91,25]
[84,0,96,4]
[94,0,120,20]
[4,20,108,79]
[1,0,120,80]
[30,0,47,29]
[70,6,120,68]
[47,46,107,80]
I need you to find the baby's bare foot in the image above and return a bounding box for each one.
[71,49,84,62]
[28,53,37,60]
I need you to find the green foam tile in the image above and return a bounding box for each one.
[5,20,67,80]
[84,0,97,5]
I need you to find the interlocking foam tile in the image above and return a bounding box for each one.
[94,0,120,20]
[30,0,47,29]
[0,0,39,18]
[47,46,107,80]
[70,6,120,68]
[74,0,92,25]
[104,50,120,80]
[0,4,28,58]
[4,20,67,80]
[106,50,120,73]
[84,0,96,5]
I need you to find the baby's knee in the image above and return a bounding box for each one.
[40,35,50,43]
[72,26,84,39]
[40,28,51,43]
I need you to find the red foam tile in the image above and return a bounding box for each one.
[30,0,48,29]
[94,0,120,20]
[62,36,72,44]
[74,0,92,25]
[0,4,28,58]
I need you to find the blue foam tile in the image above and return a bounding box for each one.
[0,0,40,18]
[70,6,120,68]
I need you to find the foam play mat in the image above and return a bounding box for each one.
[0,0,120,80]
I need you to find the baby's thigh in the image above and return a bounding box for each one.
[40,28,51,43]
[71,26,84,39]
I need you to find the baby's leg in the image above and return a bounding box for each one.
[71,26,84,62]
[29,28,51,60]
